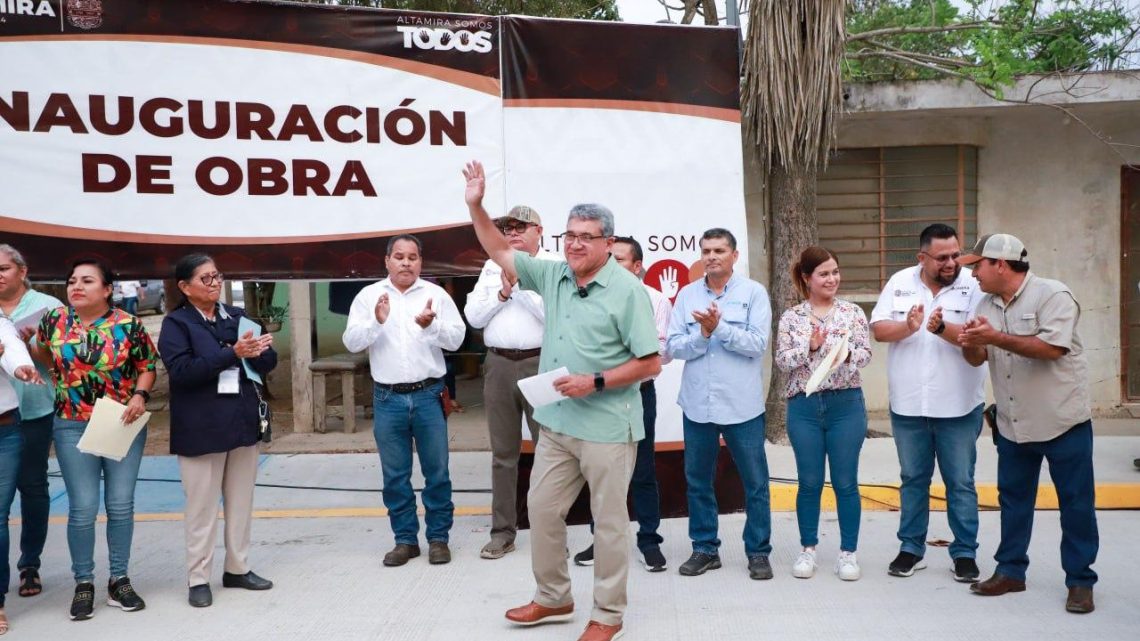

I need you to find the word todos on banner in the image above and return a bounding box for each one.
[396,26,493,53]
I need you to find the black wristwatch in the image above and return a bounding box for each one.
[593,372,605,392]
[933,320,947,335]
[132,389,151,402]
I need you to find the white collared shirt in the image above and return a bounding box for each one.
[644,283,673,376]
[870,265,987,418]
[1,316,35,414]
[342,278,466,385]
[119,281,141,298]
[464,250,561,349]
[194,303,231,322]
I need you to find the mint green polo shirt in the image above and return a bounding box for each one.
[515,252,660,443]
[12,288,64,420]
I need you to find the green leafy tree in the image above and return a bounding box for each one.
[845,0,1137,93]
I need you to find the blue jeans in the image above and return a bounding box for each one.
[123,297,138,316]
[683,412,772,558]
[787,388,867,552]
[994,421,1098,587]
[53,417,148,583]
[891,404,984,560]
[373,381,453,544]
[630,382,663,551]
[0,419,24,607]
[17,412,54,571]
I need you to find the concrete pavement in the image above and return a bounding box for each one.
[3,510,1137,640]
[4,438,1140,640]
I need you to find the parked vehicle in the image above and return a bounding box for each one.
[113,280,166,315]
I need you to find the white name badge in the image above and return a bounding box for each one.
[218,367,241,395]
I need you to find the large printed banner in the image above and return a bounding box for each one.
[0,0,744,285]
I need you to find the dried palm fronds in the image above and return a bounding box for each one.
[742,0,847,171]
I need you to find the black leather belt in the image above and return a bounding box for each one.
[375,378,440,394]
[0,408,18,426]
[489,347,541,361]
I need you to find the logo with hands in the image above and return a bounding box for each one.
[643,259,690,303]
[658,266,679,299]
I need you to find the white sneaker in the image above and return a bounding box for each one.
[792,549,817,579]
[835,551,861,581]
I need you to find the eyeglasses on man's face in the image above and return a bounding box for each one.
[497,222,534,236]
[198,272,224,286]
[558,232,608,246]
[921,251,961,264]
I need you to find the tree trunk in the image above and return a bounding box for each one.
[764,160,819,443]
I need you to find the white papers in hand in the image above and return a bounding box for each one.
[76,397,150,462]
[12,307,47,334]
[237,316,263,385]
[517,366,570,408]
[805,330,850,397]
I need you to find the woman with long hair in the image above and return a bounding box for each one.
[34,259,157,620]
[775,246,872,581]
[158,254,276,608]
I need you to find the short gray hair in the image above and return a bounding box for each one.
[567,203,614,237]
[0,244,31,288]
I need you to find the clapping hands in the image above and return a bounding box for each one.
[415,299,436,328]
[234,330,273,359]
[692,302,720,337]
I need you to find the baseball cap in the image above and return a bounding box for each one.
[496,205,541,226]
[957,233,1028,265]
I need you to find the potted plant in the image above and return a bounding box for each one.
[259,304,289,333]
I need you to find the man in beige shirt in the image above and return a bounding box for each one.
[957,233,1098,614]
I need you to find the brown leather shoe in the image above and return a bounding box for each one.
[428,542,451,565]
[382,543,420,567]
[578,620,624,641]
[1065,586,1094,613]
[505,601,574,626]
[970,573,1027,596]
[480,539,516,560]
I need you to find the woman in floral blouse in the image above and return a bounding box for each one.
[775,246,871,582]
[33,259,157,621]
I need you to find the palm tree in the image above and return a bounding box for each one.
[741,0,847,441]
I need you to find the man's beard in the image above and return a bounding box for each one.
[931,265,960,287]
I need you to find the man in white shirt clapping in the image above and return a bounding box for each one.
[342,234,466,568]
[870,224,986,583]
[464,206,560,560]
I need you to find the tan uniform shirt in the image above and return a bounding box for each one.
[974,273,1091,443]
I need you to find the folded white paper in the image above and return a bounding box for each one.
[76,397,150,462]
[805,330,850,397]
[12,307,47,334]
[517,366,570,408]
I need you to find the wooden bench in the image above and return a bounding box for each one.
[310,353,371,433]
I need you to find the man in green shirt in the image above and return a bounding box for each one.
[463,161,661,641]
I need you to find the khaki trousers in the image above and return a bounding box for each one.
[528,428,636,626]
[484,351,543,544]
[178,444,260,587]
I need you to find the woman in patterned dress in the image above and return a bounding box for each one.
[775,246,872,582]
[32,259,157,621]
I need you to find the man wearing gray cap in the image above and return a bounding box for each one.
[465,205,560,560]
[956,233,1098,614]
